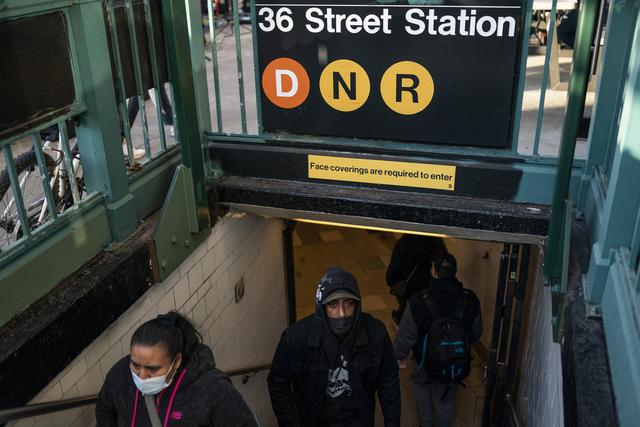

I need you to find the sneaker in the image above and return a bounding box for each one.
[169,126,175,137]
[123,145,146,161]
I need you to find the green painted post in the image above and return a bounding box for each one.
[105,0,136,161]
[231,0,248,134]
[585,12,640,304]
[68,1,137,240]
[162,0,208,228]
[31,134,58,220]
[58,121,82,204]
[544,0,600,282]
[184,0,213,172]
[532,0,559,157]
[250,0,264,136]
[124,0,152,159]
[577,0,640,211]
[2,145,31,239]
[143,0,168,151]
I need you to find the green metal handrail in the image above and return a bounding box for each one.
[544,0,601,282]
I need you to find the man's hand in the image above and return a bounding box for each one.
[397,357,410,368]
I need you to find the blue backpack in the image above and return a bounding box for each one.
[418,291,471,384]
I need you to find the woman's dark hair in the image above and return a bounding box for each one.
[433,252,457,278]
[131,311,202,362]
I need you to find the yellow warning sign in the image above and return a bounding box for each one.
[308,155,456,191]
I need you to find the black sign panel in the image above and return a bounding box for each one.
[256,0,524,148]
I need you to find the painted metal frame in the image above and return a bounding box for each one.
[0,0,206,325]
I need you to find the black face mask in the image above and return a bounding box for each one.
[328,315,354,337]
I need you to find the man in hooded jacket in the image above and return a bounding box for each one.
[267,267,401,427]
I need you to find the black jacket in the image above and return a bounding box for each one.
[386,235,446,297]
[96,344,257,426]
[268,268,400,427]
[394,277,482,365]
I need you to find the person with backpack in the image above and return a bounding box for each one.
[393,253,482,427]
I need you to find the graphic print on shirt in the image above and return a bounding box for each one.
[327,355,352,398]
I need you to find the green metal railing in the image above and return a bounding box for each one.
[0,0,188,252]
[544,0,602,282]
[0,0,205,326]
[104,0,178,162]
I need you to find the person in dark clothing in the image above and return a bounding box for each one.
[127,86,174,132]
[268,267,401,427]
[557,9,579,49]
[394,253,482,427]
[96,311,257,427]
[386,235,446,324]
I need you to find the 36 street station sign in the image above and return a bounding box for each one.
[256,0,524,148]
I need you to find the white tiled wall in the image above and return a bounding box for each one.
[9,211,287,427]
[515,249,564,427]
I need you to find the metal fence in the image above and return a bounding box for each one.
[0,123,82,248]
[104,0,179,160]
[0,0,178,252]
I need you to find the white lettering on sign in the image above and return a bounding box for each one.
[404,8,516,37]
[275,69,298,97]
[305,7,391,34]
[258,7,294,32]
[257,5,518,38]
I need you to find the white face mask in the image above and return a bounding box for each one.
[131,359,176,395]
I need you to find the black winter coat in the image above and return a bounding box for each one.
[268,268,400,427]
[386,235,446,298]
[95,345,257,426]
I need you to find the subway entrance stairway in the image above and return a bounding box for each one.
[1,0,638,425]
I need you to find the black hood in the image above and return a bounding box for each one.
[180,344,216,387]
[314,267,363,359]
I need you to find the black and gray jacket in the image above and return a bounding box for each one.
[268,267,401,427]
[95,344,257,426]
[393,277,482,365]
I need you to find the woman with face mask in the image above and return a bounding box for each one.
[96,311,258,427]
